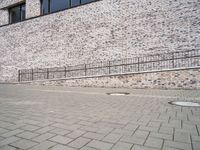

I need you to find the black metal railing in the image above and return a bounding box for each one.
[18,49,200,82]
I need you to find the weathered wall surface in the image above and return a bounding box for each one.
[0,0,200,82]
[0,0,24,9]
[30,69,200,90]
[0,9,8,25]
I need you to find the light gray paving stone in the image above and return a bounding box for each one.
[139,126,159,132]
[66,130,86,139]
[159,126,174,135]
[0,137,4,141]
[5,124,26,130]
[120,135,146,145]
[148,121,161,128]
[162,147,181,150]
[124,124,139,131]
[95,127,114,134]
[35,126,55,134]
[133,130,149,139]
[49,135,73,145]
[87,140,113,150]
[144,137,163,149]
[20,125,40,131]
[9,139,38,149]
[68,137,91,149]
[149,132,173,140]
[80,146,98,150]
[0,121,14,128]
[102,133,122,143]
[33,133,56,142]
[1,129,24,138]
[29,141,56,150]
[16,131,39,139]
[112,129,133,136]
[49,128,71,136]
[164,140,192,150]
[0,128,10,134]
[174,132,191,143]
[0,145,17,150]
[111,142,133,150]
[131,145,159,150]
[49,144,77,150]
[0,137,20,147]
[192,135,200,142]
[193,142,200,150]
[83,132,105,140]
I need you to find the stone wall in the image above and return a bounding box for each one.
[0,9,8,26]
[0,0,199,83]
[30,68,200,90]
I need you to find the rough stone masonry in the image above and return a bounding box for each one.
[0,0,199,89]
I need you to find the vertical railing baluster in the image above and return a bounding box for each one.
[108,61,111,74]
[31,69,34,81]
[64,67,67,78]
[172,53,175,68]
[137,57,140,71]
[84,64,87,76]
[47,68,49,79]
[18,70,21,82]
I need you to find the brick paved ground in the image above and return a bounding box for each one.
[0,84,200,150]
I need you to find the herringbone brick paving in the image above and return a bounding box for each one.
[0,85,200,150]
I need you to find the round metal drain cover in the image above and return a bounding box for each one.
[107,92,130,96]
[169,101,200,107]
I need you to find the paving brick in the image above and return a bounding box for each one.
[0,128,9,134]
[193,142,200,150]
[0,121,14,128]
[131,145,159,150]
[102,133,122,143]
[159,126,174,135]
[162,147,182,150]
[174,132,191,143]
[145,137,163,149]
[148,121,161,128]
[120,135,146,145]
[191,135,200,142]
[16,131,39,139]
[1,129,24,138]
[87,140,113,150]
[111,142,133,150]
[5,123,26,130]
[80,146,98,150]
[164,140,192,150]
[66,130,86,139]
[49,135,73,144]
[0,145,17,150]
[29,141,56,150]
[124,124,138,131]
[149,132,173,140]
[133,130,149,139]
[33,133,56,142]
[49,128,71,136]
[139,126,159,132]
[49,144,77,150]
[68,137,91,149]
[112,128,133,136]
[35,126,55,134]
[83,132,105,140]
[10,139,38,149]
[0,137,20,147]
[20,125,40,131]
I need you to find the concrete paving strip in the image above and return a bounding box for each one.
[26,89,200,100]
